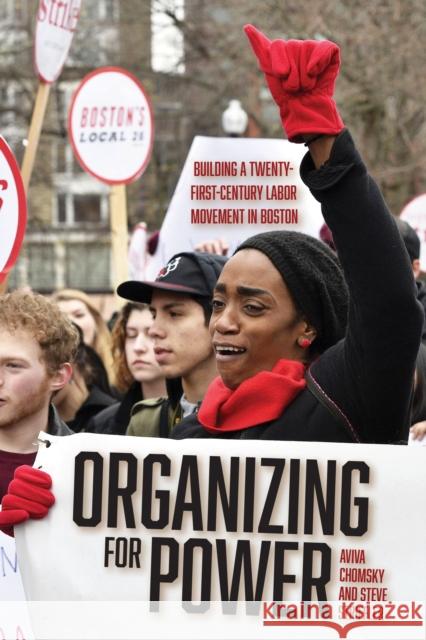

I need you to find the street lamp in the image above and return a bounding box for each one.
[221,99,248,137]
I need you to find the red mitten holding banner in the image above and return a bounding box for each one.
[0,466,55,536]
[0,507,29,537]
[244,24,344,142]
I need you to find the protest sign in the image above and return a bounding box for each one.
[0,531,34,639]
[21,0,82,193]
[34,0,82,84]
[128,222,150,280]
[144,136,324,279]
[68,67,154,185]
[0,136,27,284]
[15,433,426,639]
[400,194,426,270]
[0,531,25,601]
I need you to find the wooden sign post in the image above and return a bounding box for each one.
[20,82,51,192]
[110,184,130,288]
[26,0,81,190]
[68,67,154,297]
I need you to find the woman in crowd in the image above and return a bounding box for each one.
[0,27,423,531]
[171,26,422,443]
[52,289,115,385]
[88,302,166,435]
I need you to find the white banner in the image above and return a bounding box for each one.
[0,530,25,601]
[146,136,324,279]
[14,433,426,639]
[0,531,34,639]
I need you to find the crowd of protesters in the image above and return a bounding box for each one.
[0,25,425,540]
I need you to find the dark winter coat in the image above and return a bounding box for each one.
[87,382,143,435]
[48,404,73,436]
[416,280,426,342]
[66,385,116,433]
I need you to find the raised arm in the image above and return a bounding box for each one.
[244,25,423,442]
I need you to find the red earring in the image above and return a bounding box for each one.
[299,338,312,349]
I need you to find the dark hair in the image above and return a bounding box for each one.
[395,217,420,263]
[191,295,213,326]
[413,343,426,424]
[71,323,112,396]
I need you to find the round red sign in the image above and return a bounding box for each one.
[0,137,27,283]
[68,67,154,185]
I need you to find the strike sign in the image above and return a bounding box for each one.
[0,137,27,283]
[34,0,82,83]
[68,67,154,185]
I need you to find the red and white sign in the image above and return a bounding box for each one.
[0,137,27,283]
[400,193,426,270]
[34,0,82,83]
[68,67,154,185]
[145,136,324,279]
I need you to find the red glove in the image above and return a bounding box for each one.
[0,466,55,536]
[244,24,344,142]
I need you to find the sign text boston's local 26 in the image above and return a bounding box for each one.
[68,67,154,185]
[14,434,426,639]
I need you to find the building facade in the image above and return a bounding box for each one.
[0,0,205,293]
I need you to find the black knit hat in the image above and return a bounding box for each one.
[235,230,349,352]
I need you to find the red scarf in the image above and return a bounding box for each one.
[198,359,306,434]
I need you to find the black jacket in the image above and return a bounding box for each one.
[172,131,423,444]
[87,382,143,435]
[66,385,117,433]
[48,405,73,436]
[416,280,426,342]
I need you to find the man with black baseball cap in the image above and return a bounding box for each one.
[117,251,227,436]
